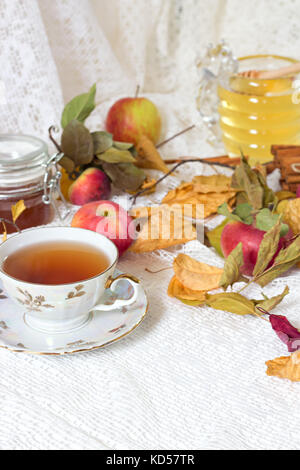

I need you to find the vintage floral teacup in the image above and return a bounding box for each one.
[0,227,142,333]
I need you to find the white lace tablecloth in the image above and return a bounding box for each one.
[1,0,300,450]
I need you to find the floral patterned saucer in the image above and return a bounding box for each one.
[0,271,148,355]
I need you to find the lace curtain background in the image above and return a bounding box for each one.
[1,0,300,450]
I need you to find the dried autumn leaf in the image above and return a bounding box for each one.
[231,155,264,210]
[192,175,232,193]
[168,276,206,304]
[97,147,136,164]
[173,254,223,291]
[130,205,183,219]
[139,178,157,195]
[1,221,7,242]
[266,351,300,382]
[282,198,300,235]
[92,131,113,154]
[135,135,169,173]
[252,220,281,277]
[113,141,134,150]
[11,200,26,223]
[205,292,256,316]
[101,162,145,192]
[254,286,289,313]
[59,155,75,173]
[61,120,94,166]
[275,191,296,202]
[129,205,197,253]
[163,184,236,219]
[206,219,228,257]
[219,242,246,289]
[255,236,300,287]
[269,311,300,352]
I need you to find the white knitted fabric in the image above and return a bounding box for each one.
[1,0,300,450]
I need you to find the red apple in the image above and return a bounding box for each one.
[106,97,161,145]
[221,222,290,276]
[69,168,111,206]
[71,201,134,256]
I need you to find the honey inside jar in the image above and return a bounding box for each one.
[0,135,55,233]
[218,55,300,165]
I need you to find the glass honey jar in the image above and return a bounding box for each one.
[0,135,69,234]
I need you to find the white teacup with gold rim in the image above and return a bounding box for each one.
[0,227,142,333]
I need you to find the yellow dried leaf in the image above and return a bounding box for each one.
[11,200,26,223]
[140,178,157,195]
[60,168,74,201]
[1,221,7,243]
[266,351,300,382]
[135,135,169,173]
[163,190,236,219]
[168,276,206,303]
[173,254,223,291]
[282,198,300,235]
[130,205,196,253]
[130,204,183,220]
[275,191,296,202]
[192,175,232,193]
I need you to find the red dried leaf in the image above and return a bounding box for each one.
[270,314,300,352]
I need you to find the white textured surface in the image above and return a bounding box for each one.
[1,0,300,451]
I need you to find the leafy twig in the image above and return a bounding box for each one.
[131,158,231,204]
[156,125,196,149]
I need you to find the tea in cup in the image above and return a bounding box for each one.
[0,227,142,333]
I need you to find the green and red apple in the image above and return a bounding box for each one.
[71,201,134,256]
[106,97,161,145]
[68,168,111,206]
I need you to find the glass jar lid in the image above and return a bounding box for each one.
[0,134,49,187]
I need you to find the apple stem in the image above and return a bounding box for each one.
[156,125,196,149]
[48,126,62,153]
[131,158,227,204]
[135,85,140,98]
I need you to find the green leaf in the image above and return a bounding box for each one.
[59,155,75,173]
[255,208,289,236]
[234,203,253,225]
[61,120,94,166]
[254,286,289,313]
[101,162,146,191]
[205,292,256,315]
[61,84,96,129]
[114,141,134,150]
[218,203,243,222]
[231,155,264,210]
[92,131,113,154]
[255,236,300,287]
[220,242,246,290]
[97,147,137,164]
[256,171,277,208]
[217,203,253,225]
[253,220,281,277]
[206,219,228,257]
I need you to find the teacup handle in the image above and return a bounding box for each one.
[93,274,142,312]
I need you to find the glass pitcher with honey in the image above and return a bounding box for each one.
[197,43,300,164]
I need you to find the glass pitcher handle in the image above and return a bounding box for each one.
[196,41,238,146]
